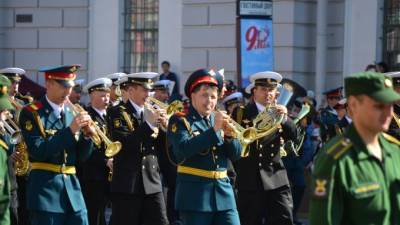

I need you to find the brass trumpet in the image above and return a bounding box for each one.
[67,101,122,157]
[146,97,184,119]
[393,112,400,128]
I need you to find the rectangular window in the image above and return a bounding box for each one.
[123,0,159,73]
[383,0,400,70]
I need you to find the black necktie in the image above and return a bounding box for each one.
[60,110,65,126]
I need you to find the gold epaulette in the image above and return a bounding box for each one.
[326,137,353,160]
[382,133,400,145]
[118,105,134,131]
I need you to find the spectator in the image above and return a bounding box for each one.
[160,61,181,101]
[376,61,388,73]
[365,64,377,72]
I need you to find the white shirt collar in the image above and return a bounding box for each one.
[255,101,266,113]
[92,106,106,118]
[345,115,352,124]
[129,99,144,117]
[46,95,64,118]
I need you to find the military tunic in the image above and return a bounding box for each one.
[309,124,400,225]
[107,100,168,225]
[167,106,242,225]
[0,140,10,225]
[388,104,400,140]
[18,98,94,225]
[232,102,297,225]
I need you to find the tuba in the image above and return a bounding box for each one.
[67,101,122,157]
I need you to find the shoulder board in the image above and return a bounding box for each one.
[25,101,43,112]
[0,139,8,151]
[325,136,353,160]
[175,111,187,117]
[382,133,400,146]
[118,105,126,111]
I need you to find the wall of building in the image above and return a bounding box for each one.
[0,0,89,85]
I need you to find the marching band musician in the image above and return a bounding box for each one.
[106,73,126,107]
[107,72,169,225]
[222,92,244,115]
[167,69,242,225]
[319,87,343,143]
[232,71,297,225]
[18,65,94,225]
[0,75,15,225]
[0,67,32,225]
[79,78,113,225]
[385,72,400,139]
[333,98,351,134]
[152,80,181,224]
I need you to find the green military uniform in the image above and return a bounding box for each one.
[18,65,93,225]
[310,72,400,225]
[167,69,242,225]
[0,74,15,225]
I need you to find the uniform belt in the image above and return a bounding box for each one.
[177,166,227,179]
[31,162,76,174]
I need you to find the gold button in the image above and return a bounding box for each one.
[271,144,274,147]
[215,155,218,159]
[212,146,216,150]
[152,156,155,159]
[258,163,262,167]
[270,153,274,157]
[269,162,273,166]
[142,165,145,169]
[259,153,263,157]
[143,156,146,160]
[216,165,220,168]
[152,165,155,169]
[152,146,154,150]
[259,144,263,148]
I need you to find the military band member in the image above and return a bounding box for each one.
[107,72,169,225]
[385,71,400,139]
[232,71,297,225]
[222,92,243,115]
[152,79,181,224]
[309,72,400,225]
[167,69,242,225]
[106,73,126,106]
[79,78,113,225]
[69,84,83,105]
[333,98,351,134]
[0,75,14,225]
[0,67,31,225]
[18,65,94,225]
[320,87,343,142]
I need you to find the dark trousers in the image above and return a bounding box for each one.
[111,192,168,225]
[164,186,179,223]
[81,180,108,225]
[238,185,294,225]
[17,176,28,225]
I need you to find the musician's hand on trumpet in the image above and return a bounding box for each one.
[214,110,234,138]
[69,111,91,134]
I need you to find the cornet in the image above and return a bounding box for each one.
[0,112,22,144]
[66,100,122,157]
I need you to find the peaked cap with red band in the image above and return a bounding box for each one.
[184,69,218,97]
[39,64,80,87]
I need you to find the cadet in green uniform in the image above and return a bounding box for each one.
[309,72,400,225]
[0,75,14,225]
[167,69,242,225]
[18,65,94,225]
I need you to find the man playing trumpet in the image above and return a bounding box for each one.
[167,69,242,225]
[18,65,94,225]
[232,71,297,225]
[107,72,169,225]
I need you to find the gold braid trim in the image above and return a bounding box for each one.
[121,111,134,132]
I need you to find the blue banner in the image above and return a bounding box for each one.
[240,18,274,88]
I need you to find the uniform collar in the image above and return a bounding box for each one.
[45,95,64,118]
[345,124,392,160]
[129,99,143,117]
[91,106,106,118]
[255,101,266,113]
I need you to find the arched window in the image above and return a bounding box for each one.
[123,0,159,73]
[383,0,400,71]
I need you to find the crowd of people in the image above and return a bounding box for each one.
[0,61,399,225]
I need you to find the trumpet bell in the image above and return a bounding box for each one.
[105,141,122,157]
